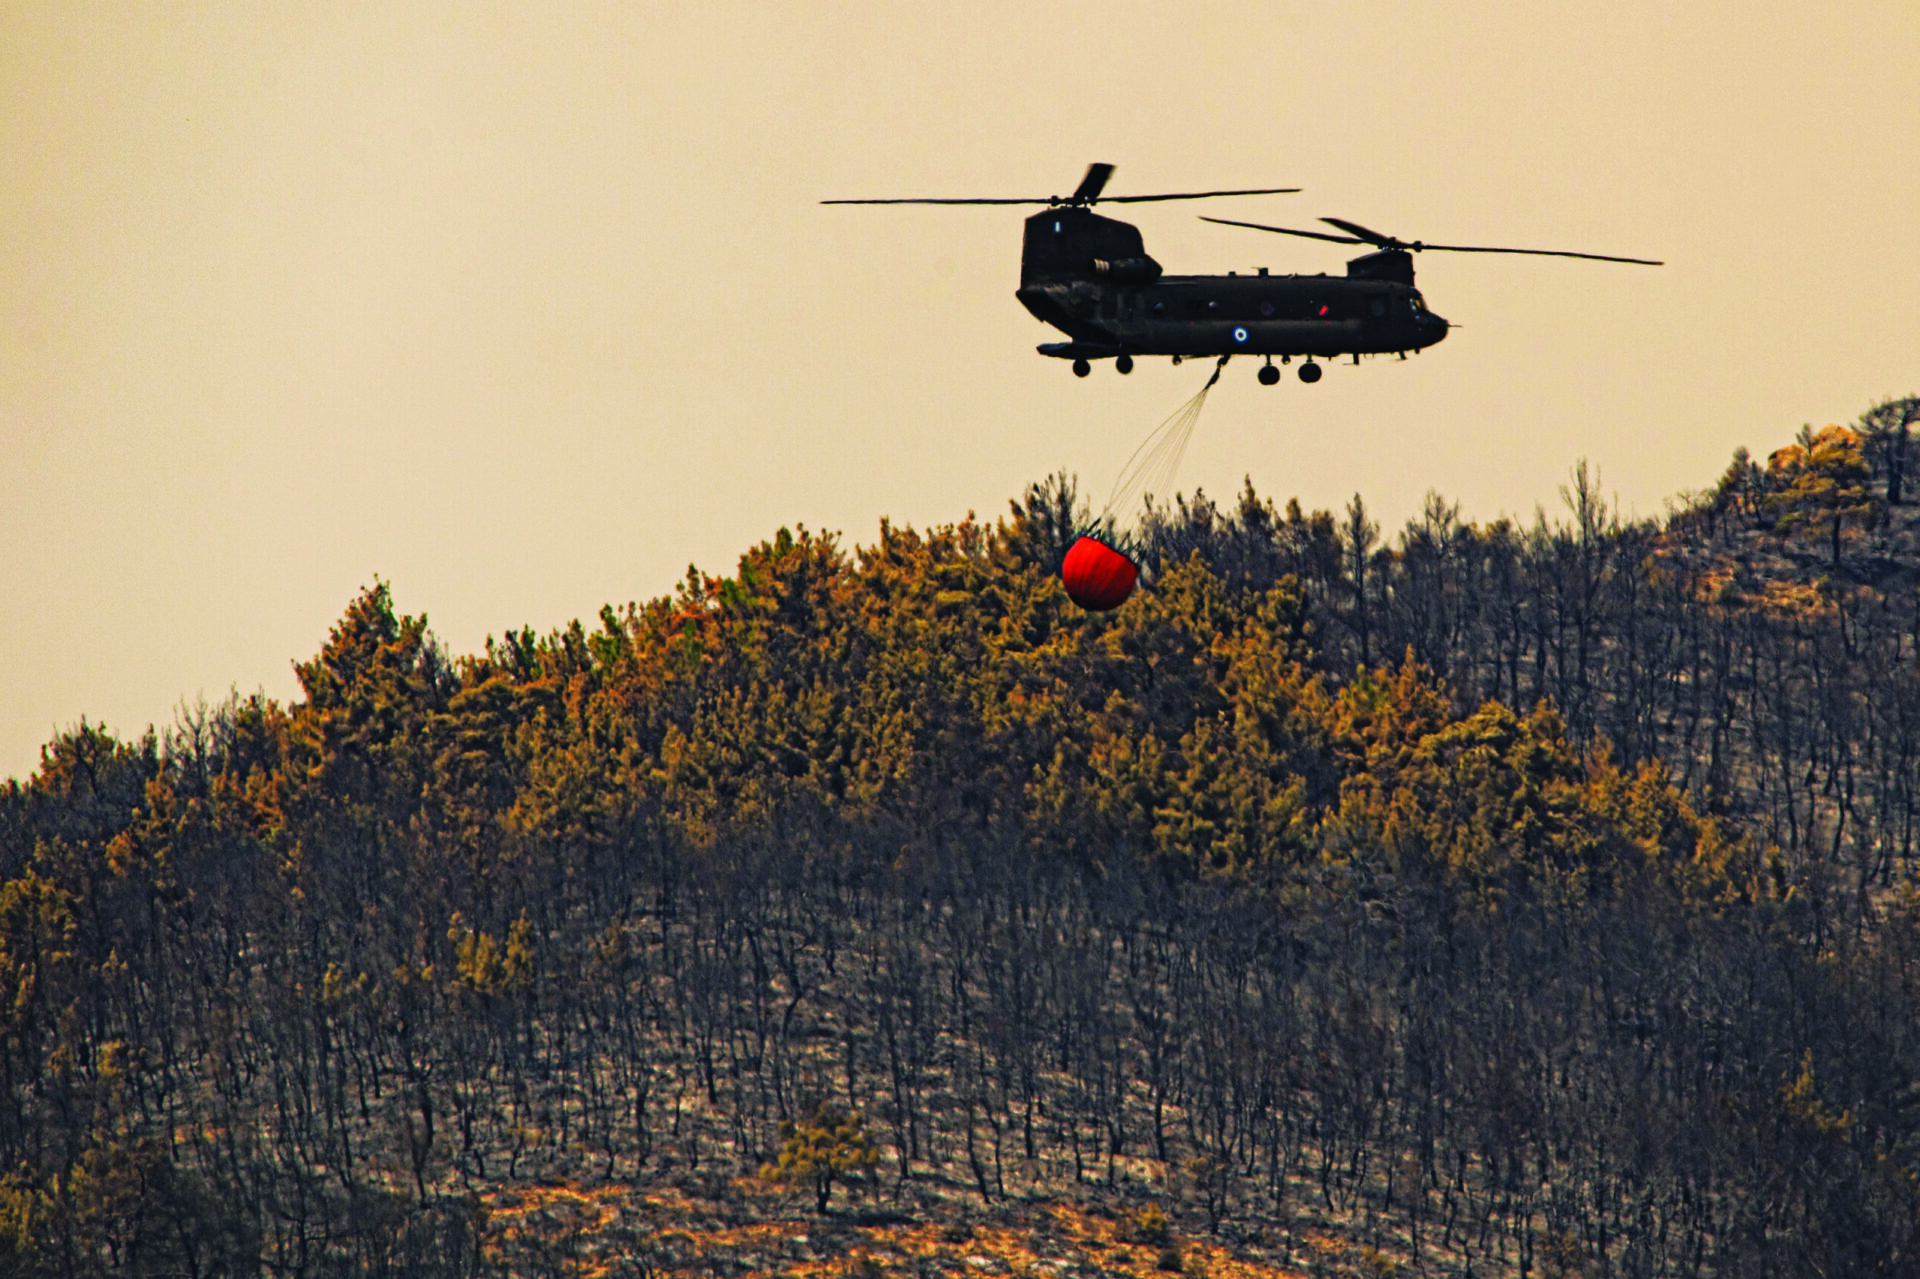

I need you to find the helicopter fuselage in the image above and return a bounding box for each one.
[1017,271,1449,360]
[1014,206,1448,365]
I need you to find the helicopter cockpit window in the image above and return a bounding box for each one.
[1409,295,1427,314]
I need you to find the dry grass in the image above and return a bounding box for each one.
[467,1177,1403,1279]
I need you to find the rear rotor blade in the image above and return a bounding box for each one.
[1072,163,1116,203]
[821,196,1063,205]
[826,163,1300,207]
[823,188,1299,205]
[1106,186,1300,203]
[1199,216,1365,245]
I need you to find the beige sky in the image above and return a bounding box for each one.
[4,1,1918,781]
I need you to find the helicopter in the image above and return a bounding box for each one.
[825,164,1661,384]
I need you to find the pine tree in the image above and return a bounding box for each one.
[760,1103,878,1214]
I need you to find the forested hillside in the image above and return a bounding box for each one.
[4,398,1919,1278]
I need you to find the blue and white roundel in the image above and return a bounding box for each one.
[1232,326,1249,344]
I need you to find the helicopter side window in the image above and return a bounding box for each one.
[1368,297,1387,319]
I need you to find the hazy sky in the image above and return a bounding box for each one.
[5,1,1917,781]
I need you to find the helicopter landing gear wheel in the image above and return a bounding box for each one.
[1115,354,1134,375]
[1298,361,1322,384]
[1258,363,1281,386]
[1072,358,1091,378]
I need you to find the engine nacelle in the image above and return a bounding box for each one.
[1091,256,1163,283]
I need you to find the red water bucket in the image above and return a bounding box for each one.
[1061,535,1139,611]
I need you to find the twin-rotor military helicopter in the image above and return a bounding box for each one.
[825,163,1661,385]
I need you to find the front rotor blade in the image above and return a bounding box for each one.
[1318,218,1661,263]
[1072,163,1116,203]
[1199,216,1363,244]
[1405,242,1665,265]
[1106,186,1300,203]
[1320,217,1403,247]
